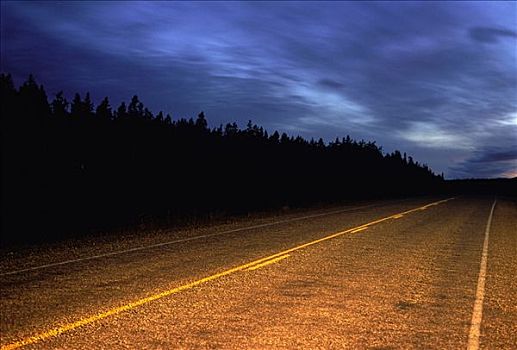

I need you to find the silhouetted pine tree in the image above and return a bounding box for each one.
[1,73,446,245]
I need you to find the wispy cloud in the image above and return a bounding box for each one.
[1,1,516,178]
[469,27,517,43]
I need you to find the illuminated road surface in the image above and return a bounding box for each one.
[1,197,515,349]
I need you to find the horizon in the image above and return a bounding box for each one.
[1,1,516,179]
[2,71,517,182]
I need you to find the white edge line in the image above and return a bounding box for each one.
[467,198,496,350]
[0,199,415,276]
[1,197,453,276]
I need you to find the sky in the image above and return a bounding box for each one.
[1,1,516,179]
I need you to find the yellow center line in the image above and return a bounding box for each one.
[392,214,404,219]
[247,254,290,271]
[350,227,368,233]
[1,197,454,350]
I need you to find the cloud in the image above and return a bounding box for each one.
[472,150,517,163]
[398,121,473,150]
[1,1,516,178]
[469,27,517,43]
[318,79,346,90]
[449,147,517,179]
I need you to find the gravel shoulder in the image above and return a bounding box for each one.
[0,198,417,274]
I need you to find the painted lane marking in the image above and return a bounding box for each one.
[0,197,455,350]
[350,227,368,234]
[1,200,410,277]
[247,254,290,271]
[0,257,283,350]
[467,199,496,350]
[392,214,404,219]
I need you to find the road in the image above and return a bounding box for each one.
[0,197,515,349]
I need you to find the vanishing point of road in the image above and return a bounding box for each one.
[1,196,515,349]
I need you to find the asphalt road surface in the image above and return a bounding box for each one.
[1,197,515,349]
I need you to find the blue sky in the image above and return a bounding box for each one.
[1,1,516,178]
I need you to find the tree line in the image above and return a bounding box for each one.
[1,73,443,245]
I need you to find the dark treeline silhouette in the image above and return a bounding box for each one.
[445,178,517,197]
[1,73,444,245]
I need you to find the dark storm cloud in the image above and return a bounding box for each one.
[469,27,517,43]
[318,79,346,90]
[472,150,517,163]
[450,147,517,179]
[1,1,516,178]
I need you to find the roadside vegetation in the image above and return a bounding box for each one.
[1,73,444,245]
